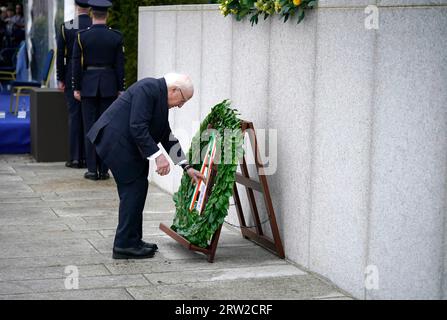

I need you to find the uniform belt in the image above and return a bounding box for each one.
[86,66,114,70]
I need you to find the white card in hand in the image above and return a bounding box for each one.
[17,111,27,119]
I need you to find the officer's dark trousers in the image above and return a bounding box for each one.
[81,95,115,174]
[112,164,149,249]
[65,90,84,162]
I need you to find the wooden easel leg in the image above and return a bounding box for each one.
[229,121,285,259]
[233,184,248,231]
[241,159,264,236]
[207,225,223,263]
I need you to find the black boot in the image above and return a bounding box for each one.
[112,246,156,260]
[99,172,110,180]
[84,171,99,181]
[66,160,80,168]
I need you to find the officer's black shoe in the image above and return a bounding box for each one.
[66,160,80,168]
[141,241,158,251]
[112,246,156,260]
[84,172,99,181]
[99,172,110,180]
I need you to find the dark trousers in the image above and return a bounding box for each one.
[112,164,149,248]
[65,90,84,162]
[81,96,115,174]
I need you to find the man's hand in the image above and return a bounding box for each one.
[155,154,170,176]
[74,90,81,101]
[58,81,65,91]
[187,168,205,185]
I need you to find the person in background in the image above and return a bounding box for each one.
[4,6,14,47]
[10,4,24,47]
[57,0,92,169]
[0,7,7,22]
[0,7,7,48]
[72,0,125,181]
[11,4,24,29]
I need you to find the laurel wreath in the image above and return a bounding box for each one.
[171,100,243,248]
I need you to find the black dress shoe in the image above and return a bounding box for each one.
[99,172,110,180]
[66,160,80,168]
[141,241,158,251]
[113,246,156,260]
[84,172,99,181]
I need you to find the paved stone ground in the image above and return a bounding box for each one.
[0,155,352,300]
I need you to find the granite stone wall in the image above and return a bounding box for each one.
[138,2,447,299]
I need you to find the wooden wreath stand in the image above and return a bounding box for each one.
[159,120,285,262]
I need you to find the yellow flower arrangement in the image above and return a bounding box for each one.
[217,0,317,26]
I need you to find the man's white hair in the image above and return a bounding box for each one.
[164,73,194,95]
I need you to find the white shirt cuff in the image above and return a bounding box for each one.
[147,150,163,161]
[178,159,188,166]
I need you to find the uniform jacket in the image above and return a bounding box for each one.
[72,24,125,97]
[56,14,92,90]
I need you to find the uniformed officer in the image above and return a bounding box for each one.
[56,0,92,169]
[72,0,125,181]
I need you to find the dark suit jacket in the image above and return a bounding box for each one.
[87,77,186,184]
[72,24,125,97]
[56,14,92,91]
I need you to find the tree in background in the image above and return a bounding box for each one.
[109,0,209,87]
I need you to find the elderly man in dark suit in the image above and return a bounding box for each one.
[87,73,204,259]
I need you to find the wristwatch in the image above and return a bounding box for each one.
[180,163,192,172]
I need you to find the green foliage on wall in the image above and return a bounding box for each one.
[218,0,317,26]
[108,1,209,87]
